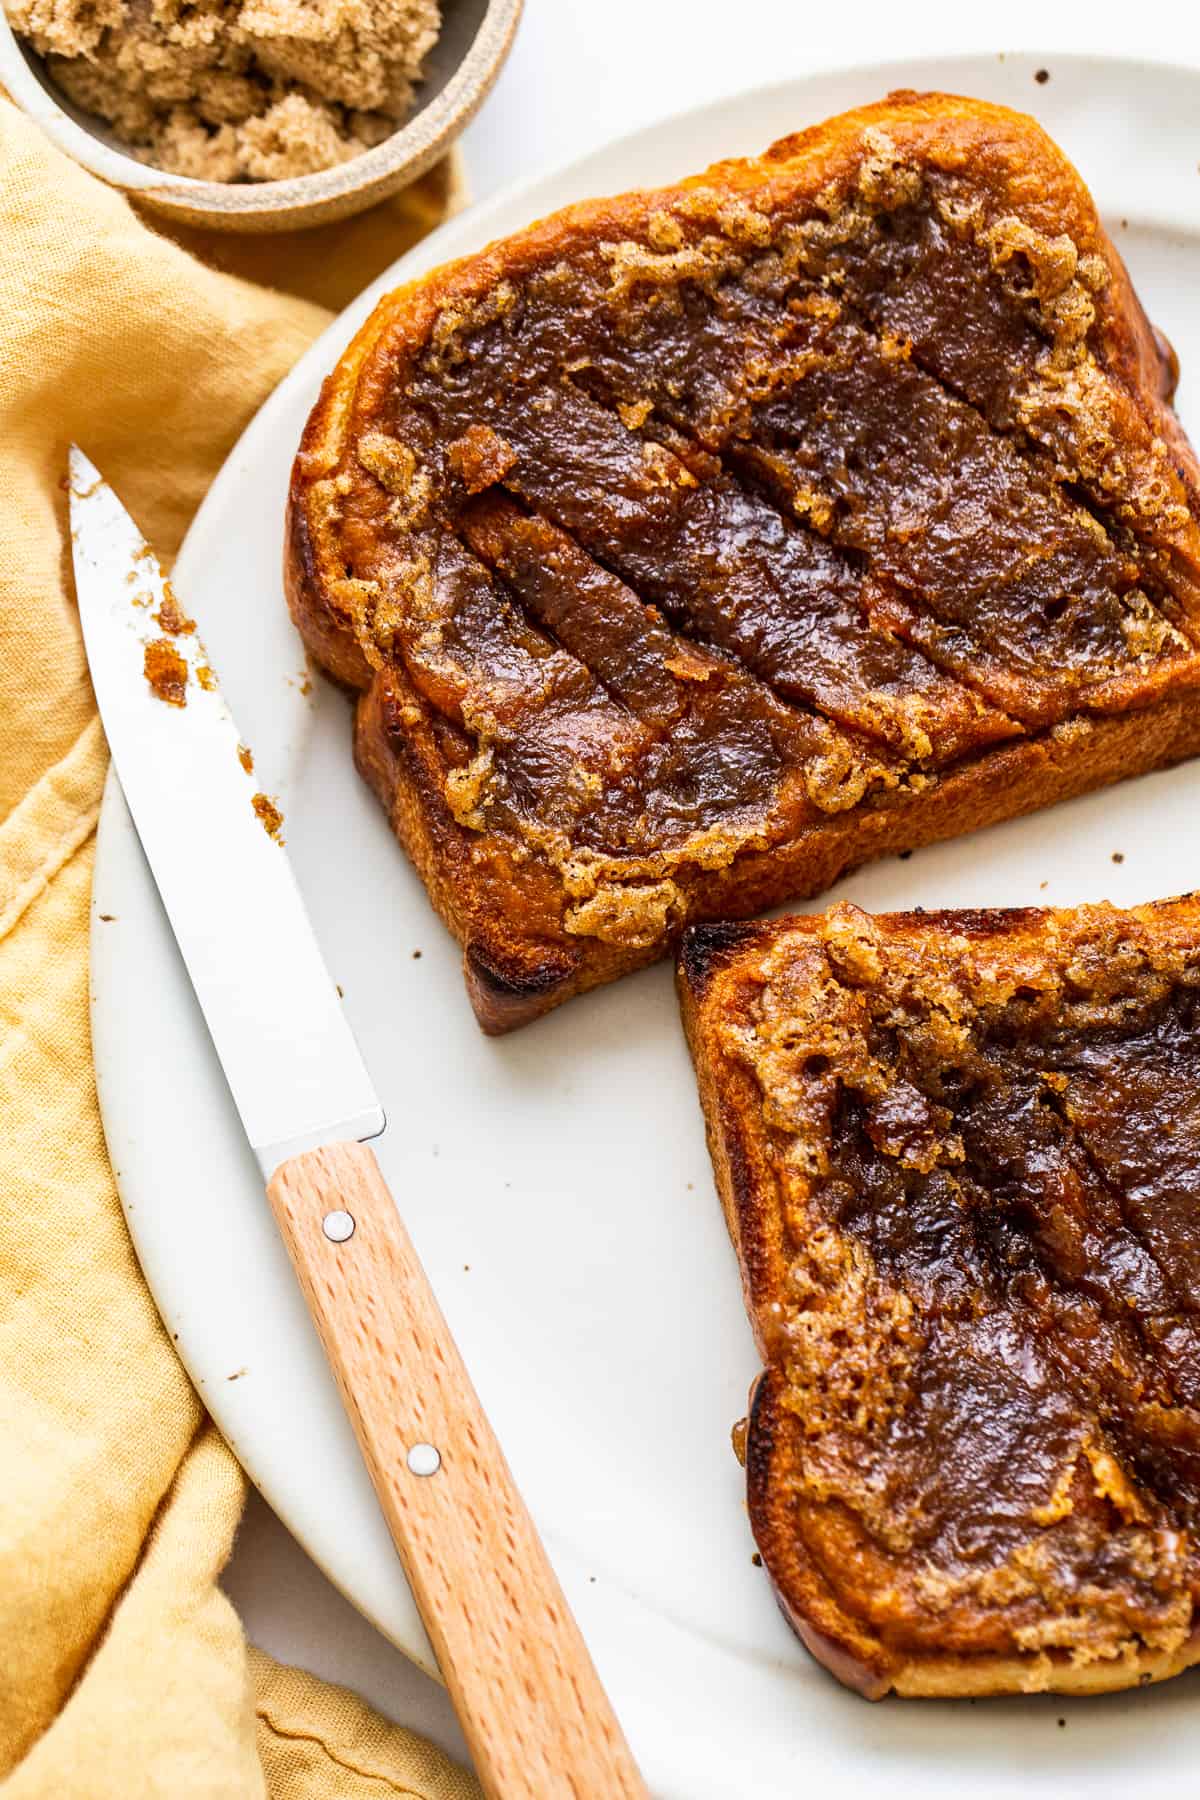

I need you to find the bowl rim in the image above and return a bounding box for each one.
[0,0,521,219]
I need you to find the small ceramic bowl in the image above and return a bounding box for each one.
[0,0,521,231]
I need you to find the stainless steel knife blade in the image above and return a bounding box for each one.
[70,446,384,1175]
[70,453,649,1793]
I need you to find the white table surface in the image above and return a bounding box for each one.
[220,0,1200,1777]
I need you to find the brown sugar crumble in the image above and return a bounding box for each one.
[1112,851,1126,863]
[289,92,1200,1034]
[252,791,284,839]
[143,637,188,706]
[237,744,255,774]
[6,0,442,182]
[196,663,217,691]
[682,897,1200,1698]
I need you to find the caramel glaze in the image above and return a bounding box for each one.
[683,900,1200,1695]
[290,94,1200,1024]
[335,136,1200,844]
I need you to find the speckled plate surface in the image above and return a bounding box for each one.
[92,53,1200,1797]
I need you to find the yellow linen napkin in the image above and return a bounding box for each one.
[0,96,480,1800]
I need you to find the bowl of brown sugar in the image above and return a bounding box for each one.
[0,0,521,230]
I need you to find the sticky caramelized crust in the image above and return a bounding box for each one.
[287,90,1200,1030]
[678,898,1200,1698]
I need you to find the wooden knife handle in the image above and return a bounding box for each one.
[266,1140,648,1800]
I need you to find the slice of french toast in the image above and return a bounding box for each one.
[678,898,1200,1698]
[288,90,1200,1031]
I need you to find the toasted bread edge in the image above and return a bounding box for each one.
[678,897,1200,1698]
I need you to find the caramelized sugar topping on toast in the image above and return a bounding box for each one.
[679,899,1200,1698]
[288,92,1200,1029]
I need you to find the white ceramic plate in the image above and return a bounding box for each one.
[93,51,1200,1798]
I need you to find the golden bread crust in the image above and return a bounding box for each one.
[288,90,1200,1030]
[678,898,1200,1698]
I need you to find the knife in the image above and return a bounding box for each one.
[69,447,647,1800]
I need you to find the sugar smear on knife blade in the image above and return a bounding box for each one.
[143,639,189,708]
[252,792,285,842]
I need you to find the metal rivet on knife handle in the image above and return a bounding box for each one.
[267,1140,649,1797]
[69,453,647,1798]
